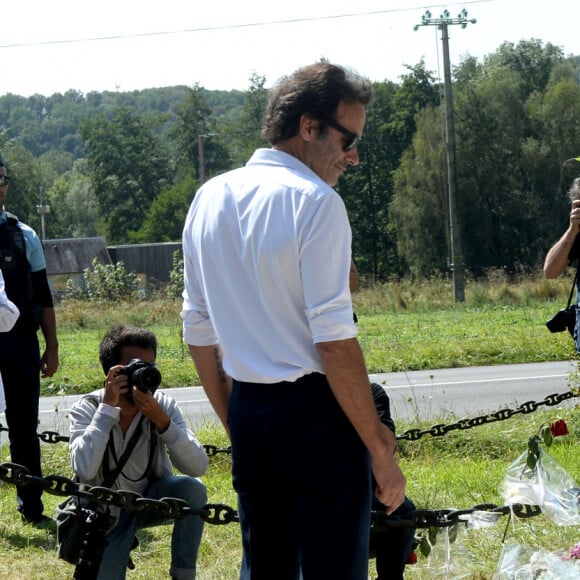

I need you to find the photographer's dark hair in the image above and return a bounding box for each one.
[261,62,373,145]
[99,326,157,374]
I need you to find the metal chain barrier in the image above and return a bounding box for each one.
[0,461,547,530]
[19,389,576,449]
[0,388,571,530]
[0,461,238,525]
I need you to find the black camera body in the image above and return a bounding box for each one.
[120,358,162,393]
[546,305,577,335]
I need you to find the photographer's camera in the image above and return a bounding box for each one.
[120,358,162,393]
[546,305,576,335]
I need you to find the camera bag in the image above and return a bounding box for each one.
[56,410,147,565]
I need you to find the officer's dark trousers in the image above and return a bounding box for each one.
[0,332,44,520]
[230,373,371,580]
[370,495,416,580]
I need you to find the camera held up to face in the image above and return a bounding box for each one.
[119,358,162,394]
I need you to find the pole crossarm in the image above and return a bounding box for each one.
[413,8,476,30]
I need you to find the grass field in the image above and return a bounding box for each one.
[1,272,578,578]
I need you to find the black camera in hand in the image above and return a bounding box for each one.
[546,305,577,335]
[120,358,162,393]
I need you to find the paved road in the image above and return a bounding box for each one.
[30,360,577,438]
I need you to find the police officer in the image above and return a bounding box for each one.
[0,157,59,527]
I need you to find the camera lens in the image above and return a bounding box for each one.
[132,366,162,392]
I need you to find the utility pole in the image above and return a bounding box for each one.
[197,129,206,185]
[36,186,50,240]
[415,9,475,302]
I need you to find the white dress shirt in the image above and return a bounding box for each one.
[182,148,357,383]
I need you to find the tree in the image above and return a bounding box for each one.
[1,145,43,231]
[484,39,564,99]
[389,106,447,277]
[79,107,171,244]
[340,64,440,280]
[46,159,99,239]
[170,85,231,181]
[132,173,198,243]
[226,72,269,167]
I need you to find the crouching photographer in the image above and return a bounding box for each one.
[64,326,209,579]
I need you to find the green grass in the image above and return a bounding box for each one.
[1,413,579,578]
[42,273,579,396]
[6,273,577,577]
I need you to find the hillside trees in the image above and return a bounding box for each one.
[387,39,580,277]
[0,41,578,280]
[389,106,448,278]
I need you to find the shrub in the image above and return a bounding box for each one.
[65,258,140,302]
[166,250,184,300]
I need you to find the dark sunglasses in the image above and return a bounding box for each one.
[0,175,9,185]
[323,118,361,152]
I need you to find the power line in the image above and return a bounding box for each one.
[0,0,493,49]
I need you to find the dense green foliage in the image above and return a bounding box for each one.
[0,40,579,280]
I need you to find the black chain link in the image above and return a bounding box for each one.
[203,444,232,457]
[397,390,577,441]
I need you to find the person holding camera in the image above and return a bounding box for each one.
[544,177,580,350]
[67,326,208,580]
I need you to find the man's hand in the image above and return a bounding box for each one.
[102,364,129,408]
[570,200,580,233]
[372,453,406,514]
[40,345,58,377]
[133,388,171,432]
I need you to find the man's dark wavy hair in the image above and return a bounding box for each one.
[261,62,373,145]
[99,325,157,374]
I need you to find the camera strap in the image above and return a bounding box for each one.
[567,266,580,308]
[102,415,148,488]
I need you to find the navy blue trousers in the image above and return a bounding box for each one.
[0,332,44,519]
[230,373,371,580]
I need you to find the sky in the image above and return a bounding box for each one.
[1,0,579,97]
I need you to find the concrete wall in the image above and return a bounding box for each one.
[42,239,182,297]
[107,242,182,284]
[43,237,112,275]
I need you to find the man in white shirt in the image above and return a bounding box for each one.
[182,62,406,580]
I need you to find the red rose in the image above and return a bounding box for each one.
[406,551,418,565]
[550,419,569,437]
